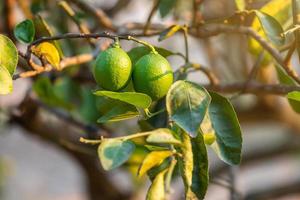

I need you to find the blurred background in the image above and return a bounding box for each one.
[1,0,300,200]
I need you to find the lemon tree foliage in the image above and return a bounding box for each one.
[14,19,35,43]
[208,92,242,165]
[6,0,300,199]
[179,132,208,200]
[98,139,135,170]
[94,90,152,109]
[287,91,300,114]
[166,80,211,137]
[0,34,18,94]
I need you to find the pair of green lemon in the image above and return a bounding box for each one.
[93,43,173,101]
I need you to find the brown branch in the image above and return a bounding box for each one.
[13,53,93,80]
[292,0,300,62]
[105,0,132,17]
[191,24,300,84]
[144,0,161,34]
[58,1,95,47]
[192,0,204,26]
[10,96,129,200]
[3,0,16,38]
[205,82,300,95]
[188,63,219,85]
[66,0,116,31]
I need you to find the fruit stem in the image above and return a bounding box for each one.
[112,37,121,48]
[127,36,158,54]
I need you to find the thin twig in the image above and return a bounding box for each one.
[182,25,189,63]
[205,82,300,95]
[292,0,300,62]
[58,0,95,47]
[193,24,300,84]
[66,0,116,31]
[32,98,109,138]
[187,63,219,85]
[144,0,161,34]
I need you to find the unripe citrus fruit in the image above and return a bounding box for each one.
[132,52,173,100]
[93,44,132,91]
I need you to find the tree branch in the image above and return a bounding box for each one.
[66,0,116,31]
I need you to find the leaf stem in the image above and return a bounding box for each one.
[182,25,189,63]
[127,35,158,54]
[79,137,102,145]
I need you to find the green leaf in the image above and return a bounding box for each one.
[128,46,175,65]
[254,10,285,46]
[146,169,168,200]
[158,0,177,18]
[33,77,73,109]
[0,34,18,76]
[287,91,300,113]
[209,92,242,165]
[166,80,211,138]
[146,128,181,145]
[97,103,140,123]
[275,64,296,85]
[94,90,152,109]
[79,88,100,123]
[235,0,246,11]
[98,139,135,170]
[159,25,182,41]
[179,131,208,200]
[249,0,291,63]
[0,66,13,95]
[14,19,35,43]
[138,150,173,177]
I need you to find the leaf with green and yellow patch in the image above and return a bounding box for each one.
[138,150,173,177]
[179,131,208,200]
[146,168,168,200]
[98,139,135,170]
[146,128,182,145]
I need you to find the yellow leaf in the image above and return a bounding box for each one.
[138,150,173,177]
[249,0,291,63]
[146,169,168,200]
[0,66,13,95]
[33,42,60,69]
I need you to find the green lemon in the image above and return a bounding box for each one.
[132,52,173,100]
[93,45,132,91]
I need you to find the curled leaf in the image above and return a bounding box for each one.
[138,150,173,177]
[33,42,60,69]
[159,25,182,41]
[146,169,168,200]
